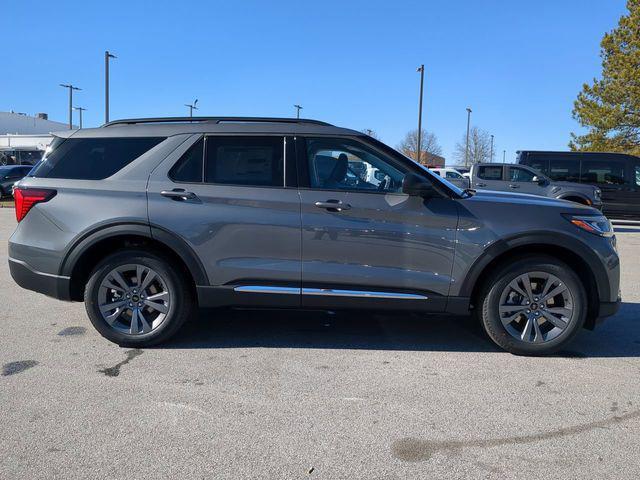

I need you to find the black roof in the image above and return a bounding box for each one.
[517,150,639,159]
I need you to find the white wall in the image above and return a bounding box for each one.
[0,111,72,135]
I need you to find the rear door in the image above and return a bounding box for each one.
[296,136,458,311]
[473,165,505,191]
[147,134,302,306]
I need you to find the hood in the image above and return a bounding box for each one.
[466,189,597,212]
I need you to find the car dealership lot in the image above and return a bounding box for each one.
[1,208,639,479]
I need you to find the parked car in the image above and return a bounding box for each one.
[8,117,620,355]
[448,165,471,178]
[470,163,602,208]
[430,167,470,189]
[0,165,32,198]
[517,150,640,219]
[0,147,44,166]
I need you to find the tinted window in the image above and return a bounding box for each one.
[635,165,640,187]
[170,139,203,183]
[306,137,406,193]
[30,137,164,180]
[580,160,626,185]
[548,159,580,182]
[204,136,284,186]
[525,158,549,174]
[445,171,462,179]
[477,165,503,180]
[509,167,536,182]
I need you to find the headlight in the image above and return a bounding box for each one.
[564,214,613,237]
[594,189,602,201]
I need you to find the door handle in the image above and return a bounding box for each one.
[315,200,351,212]
[508,184,520,189]
[476,183,486,187]
[161,189,197,201]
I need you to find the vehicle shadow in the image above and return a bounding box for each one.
[164,302,640,358]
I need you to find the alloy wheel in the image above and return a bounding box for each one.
[498,271,574,344]
[97,264,171,335]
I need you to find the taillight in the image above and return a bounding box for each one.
[14,187,57,222]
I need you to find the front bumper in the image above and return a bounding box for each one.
[597,297,621,320]
[8,258,72,301]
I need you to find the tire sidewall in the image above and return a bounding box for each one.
[481,257,586,355]
[84,250,190,346]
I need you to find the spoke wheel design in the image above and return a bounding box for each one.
[97,264,171,335]
[498,271,574,344]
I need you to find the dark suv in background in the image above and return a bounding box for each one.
[8,118,620,355]
[517,150,640,219]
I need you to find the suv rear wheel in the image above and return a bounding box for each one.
[84,249,193,346]
[479,255,586,355]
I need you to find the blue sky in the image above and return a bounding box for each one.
[1,0,628,163]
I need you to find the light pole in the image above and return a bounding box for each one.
[294,104,303,119]
[105,51,116,123]
[464,107,472,167]
[503,150,506,163]
[490,134,494,162]
[60,84,81,129]
[185,99,199,117]
[73,107,87,129]
[416,64,424,163]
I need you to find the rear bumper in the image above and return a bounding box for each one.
[8,258,72,301]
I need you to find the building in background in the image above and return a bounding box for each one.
[0,111,73,164]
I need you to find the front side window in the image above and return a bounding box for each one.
[580,160,626,185]
[445,171,463,179]
[509,167,536,182]
[477,165,503,180]
[306,138,405,193]
[205,136,284,187]
[30,137,165,180]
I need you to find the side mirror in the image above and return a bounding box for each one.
[535,177,549,186]
[402,173,439,198]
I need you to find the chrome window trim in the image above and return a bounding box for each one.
[234,286,301,295]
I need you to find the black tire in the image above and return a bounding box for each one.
[478,255,586,355]
[84,249,194,347]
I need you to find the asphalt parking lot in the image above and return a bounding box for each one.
[1,208,639,479]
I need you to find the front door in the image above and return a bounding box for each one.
[148,134,302,306]
[506,165,546,196]
[297,137,458,312]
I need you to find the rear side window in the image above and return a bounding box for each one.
[477,166,503,180]
[580,160,626,185]
[548,159,580,182]
[170,139,204,182]
[204,136,284,187]
[30,137,164,180]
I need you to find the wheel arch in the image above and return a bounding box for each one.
[556,193,591,205]
[60,222,208,301]
[460,233,607,329]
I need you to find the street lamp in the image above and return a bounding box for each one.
[185,99,199,117]
[105,51,116,123]
[294,104,303,119]
[503,150,506,163]
[464,107,472,167]
[73,106,87,129]
[59,84,81,129]
[490,134,494,162]
[416,65,425,163]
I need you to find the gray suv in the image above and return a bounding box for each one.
[8,117,621,355]
[470,163,603,208]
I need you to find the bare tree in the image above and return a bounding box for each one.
[397,129,443,164]
[361,128,381,140]
[453,126,492,165]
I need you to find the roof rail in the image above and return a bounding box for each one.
[102,117,333,127]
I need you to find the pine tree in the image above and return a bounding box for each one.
[570,0,640,155]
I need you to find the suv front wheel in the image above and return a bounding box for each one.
[84,249,193,346]
[479,256,586,355]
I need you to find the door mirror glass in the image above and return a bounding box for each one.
[402,173,438,197]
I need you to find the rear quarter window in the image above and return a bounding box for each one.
[30,137,165,180]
